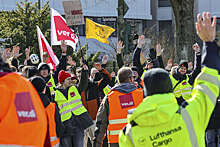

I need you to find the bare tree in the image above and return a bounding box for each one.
[170,0,196,62]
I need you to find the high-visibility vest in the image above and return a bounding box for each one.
[0,73,47,146]
[47,75,56,95]
[141,70,147,80]
[119,67,220,147]
[54,86,87,122]
[103,85,111,96]
[169,74,192,100]
[46,103,60,147]
[107,88,144,143]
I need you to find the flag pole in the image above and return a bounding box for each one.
[75,26,86,64]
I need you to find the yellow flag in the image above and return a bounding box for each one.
[86,18,115,44]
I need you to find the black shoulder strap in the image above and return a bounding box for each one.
[173,79,183,90]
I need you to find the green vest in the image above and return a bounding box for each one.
[141,70,147,80]
[119,67,220,147]
[47,75,56,95]
[54,86,87,122]
[103,85,111,96]
[169,74,192,100]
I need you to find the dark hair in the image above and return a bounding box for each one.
[0,57,11,72]
[117,67,133,83]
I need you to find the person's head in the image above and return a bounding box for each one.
[178,60,188,75]
[27,66,39,78]
[29,76,46,94]
[38,63,50,78]
[117,67,135,84]
[143,68,173,96]
[30,54,39,65]
[58,70,72,88]
[90,67,99,79]
[11,58,19,69]
[131,66,139,80]
[145,58,153,69]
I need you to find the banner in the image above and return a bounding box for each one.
[86,18,115,44]
[62,0,84,26]
[51,8,78,51]
[37,26,59,68]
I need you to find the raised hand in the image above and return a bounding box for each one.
[82,64,88,71]
[196,12,217,42]
[102,55,108,65]
[67,56,76,66]
[117,40,124,54]
[156,43,164,56]
[25,47,31,60]
[61,40,67,53]
[13,45,22,58]
[3,48,12,60]
[192,43,200,53]
[137,35,146,49]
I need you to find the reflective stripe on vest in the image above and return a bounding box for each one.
[50,136,58,142]
[170,74,192,100]
[47,75,56,95]
[109,118,127,124]
[108,130,121,135]
[141,70,147,80]
[103,85,111,95]
[60,104,83,115]
[126,109,199,147]
[194,84,216,105]
[59,99,81,110]
[107,89,144,143]
[54,86,87,122]
[181,108,199,147]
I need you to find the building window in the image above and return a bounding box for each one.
[158,0,171,7]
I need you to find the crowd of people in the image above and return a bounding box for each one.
[0,11,220,147]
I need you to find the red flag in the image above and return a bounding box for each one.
[37,26,59,68]
[51,8,78,51]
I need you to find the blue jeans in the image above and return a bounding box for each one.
[206,129,220,147]
[60,126,84,147]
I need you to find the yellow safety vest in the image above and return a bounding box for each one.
[54,86,87,122]
[119,67,220,147]
[169,74,192,101]
[103,85,111,96]
[47,75,56,95]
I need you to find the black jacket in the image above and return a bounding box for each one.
[132,47,160,77]
[172,52,201,86]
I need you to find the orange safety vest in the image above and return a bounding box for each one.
[46,103,60,147]
[107,88,144,143]
[140,79,144,89]
[0,73,48,146]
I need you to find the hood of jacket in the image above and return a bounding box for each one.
[128,93,178,127]
[112,82,137,94]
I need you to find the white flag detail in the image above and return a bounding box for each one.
[37,26,59,67]
[51,8,78,51]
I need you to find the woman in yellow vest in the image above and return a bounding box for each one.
[169,44,201,105]
[119,11,220,147]
[55,70,93,147]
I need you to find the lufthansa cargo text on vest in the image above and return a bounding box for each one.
[149,126,182,146]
